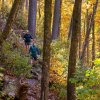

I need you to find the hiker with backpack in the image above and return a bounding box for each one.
[29,40,41,65]
[23,30,33,51]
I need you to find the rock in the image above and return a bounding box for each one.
[30,64,42,81]
[18,81,40,100]
[8,92,15,98]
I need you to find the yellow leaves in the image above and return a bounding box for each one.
[90,0,97,4]
[50,57,66,84]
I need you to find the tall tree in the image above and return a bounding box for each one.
[80,0,98,61]
[81,18,87,66]
[67,0,82,100]
[92,5,95,67]
[52,0,62,40]
[78,1,82,59]
[28,0,37,38]
[40,0,52,100]
[0,0,22,46]
[86,6,90,65]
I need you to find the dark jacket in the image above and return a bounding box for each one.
[29,45,40,57]
[24,34,32,42]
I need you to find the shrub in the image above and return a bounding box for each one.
[0,34,31,77]
[69,62,100,100]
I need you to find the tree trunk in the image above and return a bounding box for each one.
[40,0,52,100]
[26,0,29,10]
[18,0,26,16]
[0,0,22,46]
[87,42,89,65]
[20,0,26,12]
[28,0,37,38]
[78,2,82,59]
[92,6,95,67]
[68,10,73,40]
[86,8,90,66]
[52,0,62,40]
[1,0,5,18]
[67,0,82,100]
[80,0,98,60]
[81,19,87,66]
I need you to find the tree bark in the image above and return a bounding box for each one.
[86,8,90,66]
[78,2,82,59]
[67,0,82,100]
[80,0,98,60]
[68,10,73,40]
[26,0,29,10]
[81,19,87,66]
[40,0,52,100]
[28,0,37,38]
[18,0,26,16]
[87,42,90,65]
[0,0,22,46]
[92,6,95,67]
[1,0,5,18]
[52,0,62,40]
[20,0,26,12]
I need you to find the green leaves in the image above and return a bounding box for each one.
[0,40,31,77]
[94,58,100,67]
[69,78,78,84]
[67,63,100,100]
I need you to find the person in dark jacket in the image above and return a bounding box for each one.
[29,41,40,65]
[23,30,33,51]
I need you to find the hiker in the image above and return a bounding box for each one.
[29,40,40,65]
[23,30,33,51]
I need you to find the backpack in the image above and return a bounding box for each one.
[30,45,37,56]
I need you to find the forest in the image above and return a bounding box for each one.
[0,0,100,100]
